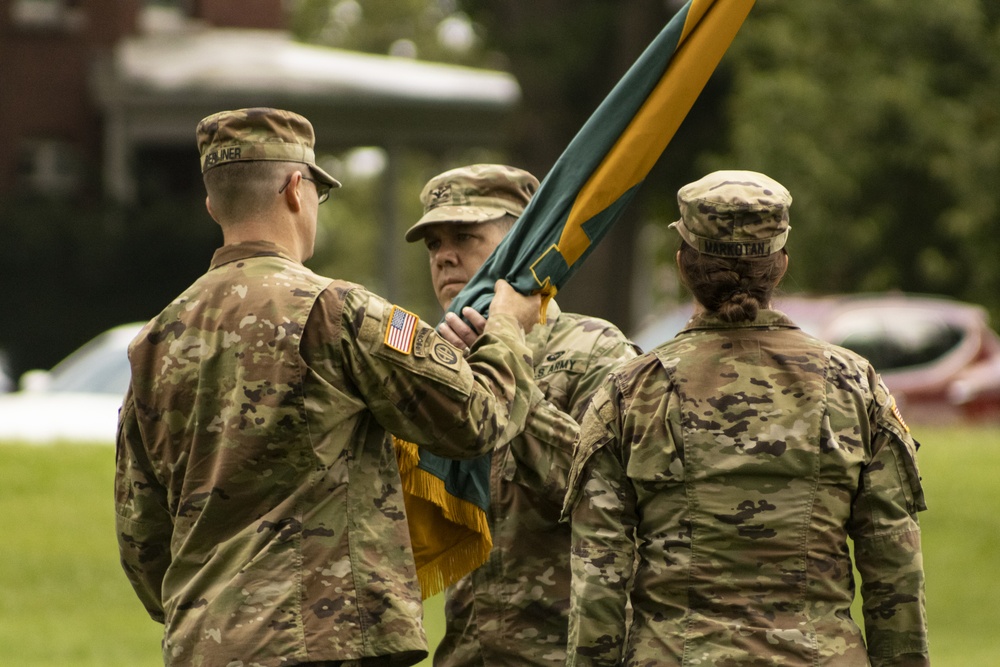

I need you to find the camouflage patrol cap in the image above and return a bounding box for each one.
[669,170,791,258]
[404,164,538,242]
[196,107,341,188]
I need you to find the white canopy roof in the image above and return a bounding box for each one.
[90,28,522,200]
[110,28,520,110]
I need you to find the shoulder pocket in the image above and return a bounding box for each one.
[623,394,683,484]
[620,356,682,484]
[561,387,617,520]
[874,387,926,514]
[886,429,927,514]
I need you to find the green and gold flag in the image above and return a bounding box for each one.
[399,0,756,599]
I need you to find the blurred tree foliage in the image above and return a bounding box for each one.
[293,0,484,64]
[460,0,1000,328]
[291,0,510,323]
[702,0,1000,317]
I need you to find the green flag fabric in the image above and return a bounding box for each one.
[401,0,756,598]
[449,0,757,319]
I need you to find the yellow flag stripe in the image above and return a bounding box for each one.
[556,0,755,266]
[681,0,714,42]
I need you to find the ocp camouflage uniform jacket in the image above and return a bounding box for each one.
[436,300,639,667]
[564,309,929,667]
[115,241,536,667]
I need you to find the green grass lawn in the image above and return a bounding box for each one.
[1,425,997,665]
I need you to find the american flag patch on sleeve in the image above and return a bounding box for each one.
[384,305,418,354]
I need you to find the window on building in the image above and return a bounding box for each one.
[9,0,84,31]
[16,138,83,198]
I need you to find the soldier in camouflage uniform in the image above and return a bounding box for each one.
[563,170,929,666]
[404,164,639,666]
[114,109,544,667]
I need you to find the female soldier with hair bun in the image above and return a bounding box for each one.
[563,170,929,666]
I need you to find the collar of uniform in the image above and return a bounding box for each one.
[210,240,298,270]
[680,308,799,333]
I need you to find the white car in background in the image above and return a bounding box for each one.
[0,322,143,443]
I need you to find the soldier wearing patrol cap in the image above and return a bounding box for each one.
[669,168,791,260]
[197,106,341,188]
[405,163,536,242]
[406,164,639,667]
[565,170,929,666]
[115,110,545,667]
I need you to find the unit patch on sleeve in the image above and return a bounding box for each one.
[430,342,461,369]
[412,327,434,358]
[384,305,418,354]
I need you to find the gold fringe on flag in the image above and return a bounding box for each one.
[394,437,493,599]
[537,284,557,325]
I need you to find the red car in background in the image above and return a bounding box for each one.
[631,293,1000,424]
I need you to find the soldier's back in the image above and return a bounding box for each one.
[620,315,872,665]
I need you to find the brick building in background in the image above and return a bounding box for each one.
[0,0,519,204]
[0,0,292,200]
[0,0,519,378]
